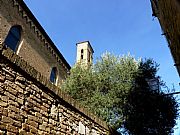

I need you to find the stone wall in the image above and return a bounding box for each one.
[151,0,180,76]
[0,43,110,135]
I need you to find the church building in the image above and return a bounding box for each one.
[0,0,94,87]
[0,0,73,87]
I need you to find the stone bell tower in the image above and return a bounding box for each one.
[76,41,94,67]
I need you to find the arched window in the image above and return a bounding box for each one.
[4,25,21,52]
[50,67,57,84]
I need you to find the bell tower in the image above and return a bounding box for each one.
[76,41,94,67]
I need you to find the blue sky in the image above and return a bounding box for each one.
[24,0,180,134]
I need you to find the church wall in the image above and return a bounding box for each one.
[0,0,69,86]
[0,44,110,135]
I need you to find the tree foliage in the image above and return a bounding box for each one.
[122,59,179,135]
[62,53,139,128]
[62,53,179,134]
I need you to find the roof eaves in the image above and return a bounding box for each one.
[16,0,71,70]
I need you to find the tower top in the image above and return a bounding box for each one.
[76,41,94,67]
[76,41,94,53]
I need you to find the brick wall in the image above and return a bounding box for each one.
[0,43,110,135]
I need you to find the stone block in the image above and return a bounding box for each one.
[22,123,30,131]
[8,105,19,113]
[38,130,44,134]
[0,101,7,107]
[2,67,15,78]
[28,115,42,124]
[15,85,24,93]
[42,98,48,104]
[20,110,27,118]
[4,91,16,100]
[15,81,26,89]
[0,107,3,115]
[6,86,17,96]
[2,108,8,116]
[41,105,48,112]
[0,122,6,130]
[19,129,27,135]
[8,100,19,107]
[86,126,90,135]
[19,59,27,71]
[41,92,50,100]
[29,67,37,79]
[25,119,38,128]
[2,48,13,60]
[33,106,41,112]
[35,112,42,118]
[2,116,13,124]
[16,76,26,83]
[78,121,86,134]
[8,112,23,122]
[5,74,15,81]
[17,98,24,105]
[42,116,48,123]
[9,53,18,64]
[7,132,16,135]
[6,124,18,133]
[27,97,37,106]
[45,127,50,133]
[0,95,9,102]
[39,124,46,131]
[34,93,41,99]
[29,125,38,134]
[0,74,5,82]
[0,43,4,51]
[14,58,21,68]
[30,95,41,103]
[17,92,24,99]
[0,87,4,94]
[13,120,22,128]
[26,132,33,135]
[43,102,50,108]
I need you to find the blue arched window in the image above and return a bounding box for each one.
[50,67,57,84]
[4,25,21,52]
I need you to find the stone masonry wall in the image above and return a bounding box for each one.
[0,43,110,135]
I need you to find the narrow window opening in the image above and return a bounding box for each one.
[81,55,83,59]
[4,25,21,52]
[50,67,57,84]
[81,49,84,60]
[88,50,91,62]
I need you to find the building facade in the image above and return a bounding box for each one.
[151,0,180,76]
[0,0,71,87]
